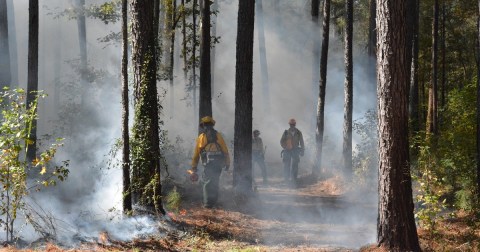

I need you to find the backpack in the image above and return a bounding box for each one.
[200,129,225,165]
[280,130,294,150]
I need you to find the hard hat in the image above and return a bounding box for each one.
[200,116,216,125]
[288,118,296,125]
[253,129,260,135]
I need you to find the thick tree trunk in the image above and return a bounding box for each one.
[234,0,255,196]
[211,0,218,95]
[427,0,439,135]
[315,0,330,175]
[256,0,270,114]
[0,0,11,89]
[199,0,212,119]
[121,0,132,214]
[130,0,164,215]
[26,0,39,162]
[342,0,353,174]
[376,0,420,250]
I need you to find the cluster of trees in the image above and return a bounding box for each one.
[1,0,480,250]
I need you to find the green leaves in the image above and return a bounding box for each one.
[0,89,69,241]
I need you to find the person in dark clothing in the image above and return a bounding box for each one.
[252,129,267,185]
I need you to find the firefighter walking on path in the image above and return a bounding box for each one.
[252,130,268,185]
[280,118,305,184]
[190,116,230,208]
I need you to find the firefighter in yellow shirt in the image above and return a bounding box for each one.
[280,118,305,184]
[190,116,230,208]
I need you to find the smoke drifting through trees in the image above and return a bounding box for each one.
[5,0,378,248]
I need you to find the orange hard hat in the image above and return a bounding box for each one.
[288,118,296,125]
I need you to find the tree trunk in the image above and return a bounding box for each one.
[192,0,198,126]
[211,0,218,95]
[199,0,212,120]
[342,0,353,174]
[441,1,446,109]
[367,0,376,57]
[0,0,11,89]
[6,0,17,87]
[315,0,330,175]
[26,0,39,162]
[182,0,188,83]
[256,0,270,114]
[376,0,420,250]
[311,0,320,133]
[311,0,319,17]
[169,0,176,118]
[76,0,87,72]
[121,0,132,214]
[130,0,164,215]
[410,0,420,136]
[234,0,254,196]
[427,0,439,135]
[476,0,480,205]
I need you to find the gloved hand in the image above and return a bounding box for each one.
[189,168,199,182]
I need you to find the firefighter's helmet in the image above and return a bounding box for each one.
[200,116,216,125]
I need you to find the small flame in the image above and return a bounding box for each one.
[99,231,109,244]
[179,209,187,216]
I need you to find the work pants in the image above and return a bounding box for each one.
[252,152,267,183]
[202,162,223,207]
[282,149,300,182]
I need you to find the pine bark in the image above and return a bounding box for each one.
[315,0,330,175]
[234,0,255,195]
[26,0,39,162]
[376,0,420,250]
[121,0,132,213]
[199,0,212,119]
[342,0,353,173]
[130,0,164,214]
[0,0,11,89]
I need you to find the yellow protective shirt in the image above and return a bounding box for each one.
[191,131,230,168]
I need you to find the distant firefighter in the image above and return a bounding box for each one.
[190,116,230,208]
[252,130,267,185]
[280,118,305,184]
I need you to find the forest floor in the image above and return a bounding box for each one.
[1,170,480,251]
